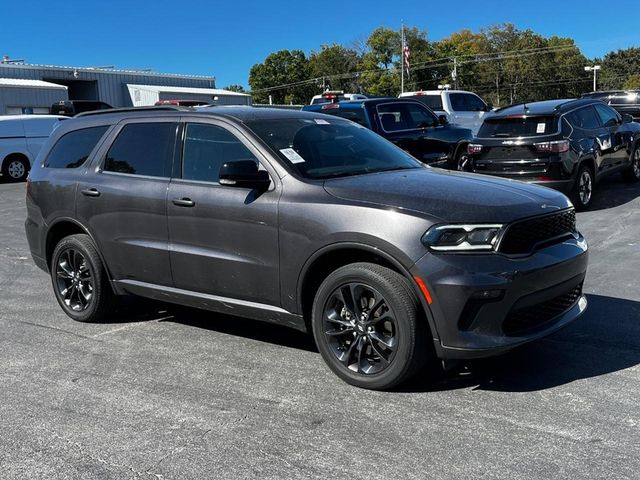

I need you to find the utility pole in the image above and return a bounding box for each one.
[452,57,458,89]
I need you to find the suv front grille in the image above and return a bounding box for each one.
[503,282,583,335]
[499,209,576,255]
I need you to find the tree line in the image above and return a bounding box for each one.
[237,23,640,106]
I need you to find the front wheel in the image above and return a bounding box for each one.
[311,263,430,390]
[51,234,114,322]
[572,165,594,210]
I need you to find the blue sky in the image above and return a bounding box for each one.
[1,0,638,88]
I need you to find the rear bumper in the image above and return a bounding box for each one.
[411,235,588,360]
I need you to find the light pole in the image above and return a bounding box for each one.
[584,65,601,92]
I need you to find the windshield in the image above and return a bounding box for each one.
[246,118,423,180]
[478,116,557,137]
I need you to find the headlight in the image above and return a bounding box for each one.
[422,224,503,252]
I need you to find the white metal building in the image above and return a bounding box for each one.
[127,84,251,106]
[0,78,68,115]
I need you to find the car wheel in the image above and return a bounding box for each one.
[2,155,29,182]
[572,165,594,210]
[51,234,113,322]
[622,146,640,182]
[311,262,429,390]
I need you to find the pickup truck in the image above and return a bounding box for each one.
[302,98,473,168]
[399,89,492,135]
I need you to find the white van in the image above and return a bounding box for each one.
[399,90,492,135]
[0,115,67,181]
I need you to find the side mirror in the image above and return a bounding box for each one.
[622,113,633,124]
[219,160,271,189]
[438,115,449,125]
[485,103,494,111]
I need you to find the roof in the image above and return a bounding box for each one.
[0,77,67,89]
[126,84,250,97]
[302,97,417,111]
[493,98,597,116]
[0,62,213,81]
[72,106,334,123]
[401,89,475,96]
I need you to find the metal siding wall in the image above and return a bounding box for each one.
[0,87,68,114]
[0,64,215,108]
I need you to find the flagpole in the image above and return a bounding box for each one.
[401,22,405,94]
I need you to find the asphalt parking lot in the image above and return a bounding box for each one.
[1,176,639,480]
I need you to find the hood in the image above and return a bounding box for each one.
[323,168,572,224]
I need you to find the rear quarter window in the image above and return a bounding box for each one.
[410,95,443,110]
[478,116,558,137]
[44,125,109,169]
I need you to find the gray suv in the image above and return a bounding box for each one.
[25,106,589,390]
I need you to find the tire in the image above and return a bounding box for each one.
[571,164,594,210]
[449,142,469,171]
[311,262,430,390]
[2,155,29,182]
[50,234,114,322]
[622,145,640,182]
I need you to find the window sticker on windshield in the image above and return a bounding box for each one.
[536,123,546,133]
[280,148,306,164]
[314,118,330,125]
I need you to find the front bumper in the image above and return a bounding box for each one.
[411,234,588,360]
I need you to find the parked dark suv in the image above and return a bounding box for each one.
[465,99,640,209]
[25,106,589,390]
[302,98,474,169]
[581,90,640,120]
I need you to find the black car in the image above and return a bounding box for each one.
[465,98,640,209]
[302,98,474,169]
[581,90,640,120]
[26,106,588,390]
[51,100,113,117]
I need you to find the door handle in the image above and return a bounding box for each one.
[172,198,195,207]
[80,188,100,197]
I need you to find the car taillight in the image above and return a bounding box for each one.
[534,140,569,153]
[467,144,483,155]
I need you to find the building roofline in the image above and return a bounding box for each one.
[0,62,215,81]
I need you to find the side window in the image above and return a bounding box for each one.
[44,126,109,169]
[331,110,368,127]
[377,104,409,132]
[594,103,620,128]
[104,123,177,177]
[449,93,487,112]
[405,103,438,128]
[182,123,257,183]
[566,107,601,130]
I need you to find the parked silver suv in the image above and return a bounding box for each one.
[25,106,588,390]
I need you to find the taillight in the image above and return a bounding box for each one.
[534,140,569,153]
[467,144,483,155]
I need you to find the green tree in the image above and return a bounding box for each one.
[600,48,640,90]
[308,44,361,93]
[222,84,246,93]
[624,74,640,89]
[248,49,312,104]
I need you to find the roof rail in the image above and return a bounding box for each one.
[75,106,185,118]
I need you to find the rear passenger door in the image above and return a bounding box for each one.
[166,119,280,306]
[76,119,178,286]
[593,103,630,169]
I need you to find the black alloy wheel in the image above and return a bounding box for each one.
[322,282,398,375]
[312,262,430,390]
[51,234,113,322]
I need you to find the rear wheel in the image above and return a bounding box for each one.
[311,262,430,390]
[2,155,29,182]
[51,234,113,322]
[622,146,640,182]
[572,165,594,210]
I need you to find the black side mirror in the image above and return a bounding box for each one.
[622,113,633,124]
[438,115,449,125]
[219,160,271,189]
[485,103,494,111]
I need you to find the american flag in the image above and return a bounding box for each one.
[403,43,411,79]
